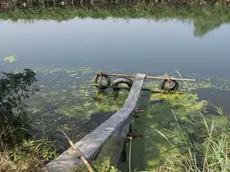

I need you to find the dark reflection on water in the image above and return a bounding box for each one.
[1,18,230,77]
[0,0,229,10]
[195,88,230,116]
[50,111,115,153]
[0,0,140,10]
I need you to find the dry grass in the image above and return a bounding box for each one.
[0,150,44,172]
[0,139,58,172]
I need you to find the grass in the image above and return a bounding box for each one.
[0,139,58,172]
[152,110,230,172]
[0,135,120,172]
[141,78,230,171]
[75,159,119,172]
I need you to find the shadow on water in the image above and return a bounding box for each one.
[33,90,127,153]
[49,110,117,153]
[117,90,152,171]
[22,68,129,153]
[193,21,223,38]
[194,88,230,116]
[1,0,230,9]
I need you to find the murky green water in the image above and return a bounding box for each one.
[1,5,230,170]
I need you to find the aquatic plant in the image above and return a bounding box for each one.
[152,111,230,172]
[2,66,229,171]
[25,67,230,151]
[0,68,58,172]
[125,84,230,171]
[4,55,17,63]
[26,67,128,145]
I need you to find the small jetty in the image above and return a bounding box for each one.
[45,72,195,172]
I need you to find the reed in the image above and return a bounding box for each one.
[154,109,230,172]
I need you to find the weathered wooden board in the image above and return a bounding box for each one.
[45,74,146,172]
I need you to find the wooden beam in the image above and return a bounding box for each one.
[45,74,146,172]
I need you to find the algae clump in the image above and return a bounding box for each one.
[4,55,17,62]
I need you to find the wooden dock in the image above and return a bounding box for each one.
[45,74,146,172]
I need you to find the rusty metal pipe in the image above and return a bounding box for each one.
[96,72,195,82]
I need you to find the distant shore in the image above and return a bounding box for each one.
[1,2,230,21]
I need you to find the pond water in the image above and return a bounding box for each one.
[1,18,230,76]
[1,7,230,170]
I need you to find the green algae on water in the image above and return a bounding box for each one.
[129,89,228,171]
[4,55,17,63]
[27,67,128,144]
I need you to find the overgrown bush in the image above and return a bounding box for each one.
[0,69,59,172]
[0,69,39,146]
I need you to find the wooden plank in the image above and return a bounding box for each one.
[123,74,146,109]
[45,74,146,172]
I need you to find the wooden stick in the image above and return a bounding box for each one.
[97,72,195,82]
[173,67,190,91]
[52,130,95,172]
